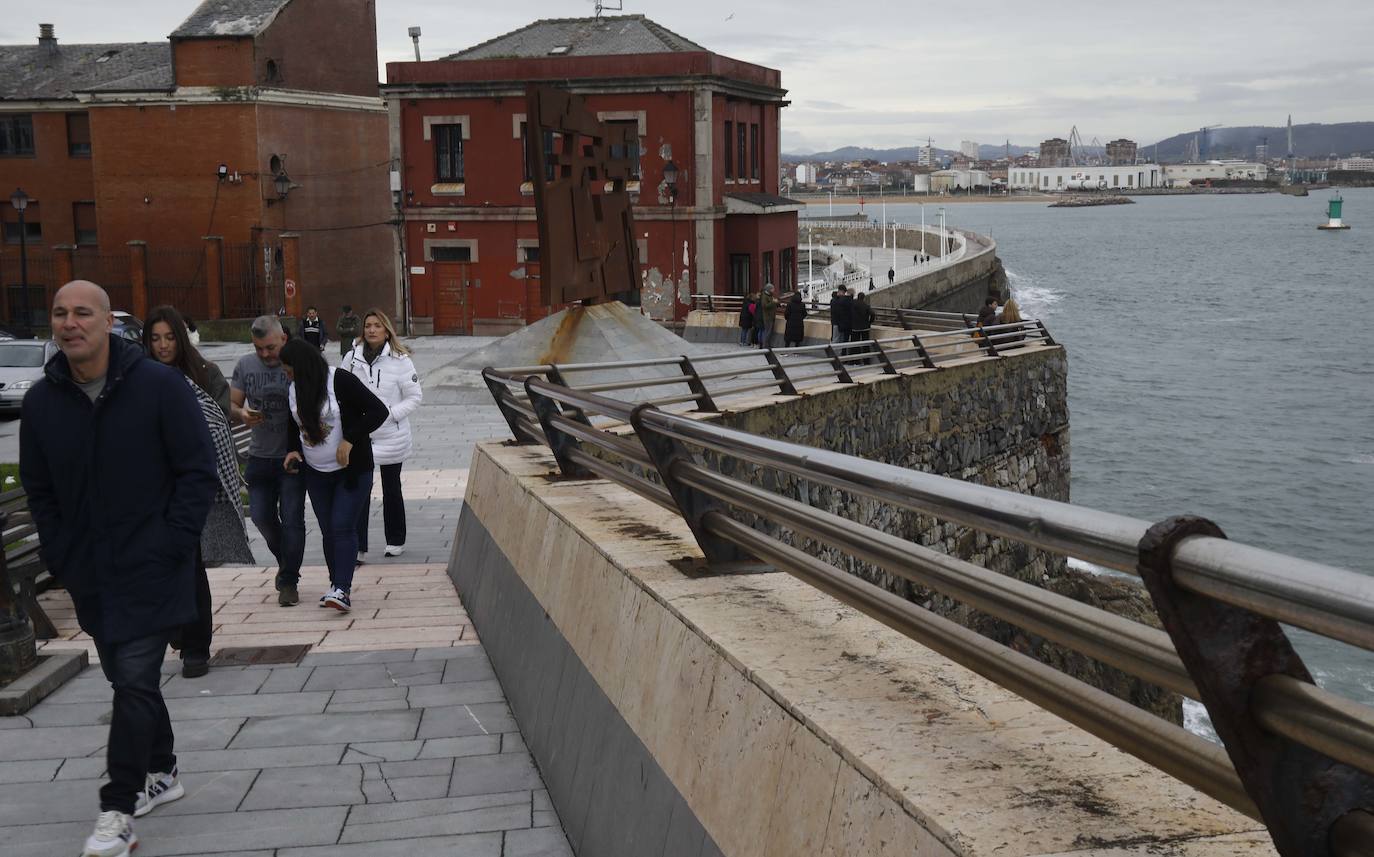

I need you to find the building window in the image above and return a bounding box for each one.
[431,245,472,262]
[750,124,759,180]
[724,121,733,180]
[66,113,91,158]
[434,124,464,183]
[521,245,540,263]
[606,119,641,180]
[762,251,774,288]
[2,200,41,244]
[737,123,747,181]
[0,115,35,157]
[780,248,795,291]
[729,253,751,296]
[73,202,97,245]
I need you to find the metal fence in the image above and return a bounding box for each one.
[147,247,208,320]
[690,294,978,332]
[480,327,1374,856]
[0,249,56,326]
[72,250,132,311]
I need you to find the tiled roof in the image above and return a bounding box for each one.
[445,15,706,60]
[0,41,173,100]
[171,0,292,38]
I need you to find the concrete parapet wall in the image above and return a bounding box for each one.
[453,442,1274,856]
[868,230,1005,314]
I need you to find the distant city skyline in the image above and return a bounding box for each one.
[4,0,1372,152]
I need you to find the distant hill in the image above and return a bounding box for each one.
[783,143,1036,163]
[1146,122,1374,162]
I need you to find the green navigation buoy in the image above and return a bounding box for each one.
[1318,193,1351,230]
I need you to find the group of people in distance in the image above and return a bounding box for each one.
[734,284,840,350]
[18,281,423,857]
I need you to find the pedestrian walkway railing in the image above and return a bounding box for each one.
[797,223,973,302]
[482,345,1374,857]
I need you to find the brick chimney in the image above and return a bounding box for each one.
[38,23,57,57]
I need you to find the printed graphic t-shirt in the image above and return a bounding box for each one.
[231,353,291,459]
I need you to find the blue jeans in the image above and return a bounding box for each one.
[95,630,176,814]
[245,456,307,586]
[304,466,374,593]
[738,326,751,346]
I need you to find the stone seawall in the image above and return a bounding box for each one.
[453,442,1271,856]
[867,230,1007,315]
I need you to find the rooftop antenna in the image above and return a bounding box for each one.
[594,0,623,19]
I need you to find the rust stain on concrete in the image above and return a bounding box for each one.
[538,305,587,365]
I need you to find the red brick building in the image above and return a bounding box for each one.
[0,0,394,324]
[383,15,800,335]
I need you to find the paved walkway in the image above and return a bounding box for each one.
[8,336,574,856]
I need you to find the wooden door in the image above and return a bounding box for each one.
[434,262,471,335]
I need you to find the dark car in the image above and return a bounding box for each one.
[0,339,60,415]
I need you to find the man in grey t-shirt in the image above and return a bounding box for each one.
[230,316,306,606]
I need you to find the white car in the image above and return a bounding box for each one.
[0,339,59,415]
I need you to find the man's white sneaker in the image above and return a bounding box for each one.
[134,767,184,817]
[384,545,405,557]
[83,810,136,857]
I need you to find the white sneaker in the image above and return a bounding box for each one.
[83,810,136,857]
[134,767,184,817]
[384,545,405,557]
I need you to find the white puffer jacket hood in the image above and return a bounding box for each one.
[342,342,422,465]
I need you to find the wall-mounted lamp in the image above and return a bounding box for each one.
[217,163,229,181]
[274,172,292,199]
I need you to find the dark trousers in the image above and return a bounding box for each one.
[179,550,212,662]
[245,456,307,586]
[95,631,176,814]
[356,463,406,553]
[304,466,374,592]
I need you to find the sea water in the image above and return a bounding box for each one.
[846,190,1374,735]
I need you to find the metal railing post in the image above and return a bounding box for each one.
[1137,516,1374,857]
[483,369,533,442]
[629,404,745,563]
[822,344,855,384]
[525,377,593,479]
[763,347,800,395]
[873,340,899,375]
[707,294,715,312]
[910,333,938,369]
[545,365,590,424]
[1037,320,1058,346]
[678,356,719,412]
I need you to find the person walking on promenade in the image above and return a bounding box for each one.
[281,340,388,612]
[757,284,778,348]
[143,307,253,677]
[783,291,807,348]
[743,289,761,346]
[851,291,876,363]
[737,292,755,346]
[21,281,217,857]
[299,305,328,353]
[231,316,307,607]
[336,305,361,359]
[834,287,855,343]
[887,266,895,286]
[342,309,422,560]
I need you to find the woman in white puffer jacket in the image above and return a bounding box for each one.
[342,309,423,560]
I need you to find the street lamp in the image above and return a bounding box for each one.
[274,172,292,200]
[9,188,31,336]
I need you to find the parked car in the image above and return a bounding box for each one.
[112,311,143,342]
[0,339,60,415]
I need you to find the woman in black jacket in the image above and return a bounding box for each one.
[736,295,754,346]
[783,292,807,347]
[280,340,388,612]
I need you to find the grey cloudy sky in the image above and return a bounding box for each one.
[6,1,1373,153]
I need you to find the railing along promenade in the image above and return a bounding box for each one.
[481,317,1374,856]
[798,221,972,299]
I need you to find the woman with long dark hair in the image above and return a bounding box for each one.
[141,306,252,678]
[280,339,388,611]
[144,305,230,416]
[341,309,422,560]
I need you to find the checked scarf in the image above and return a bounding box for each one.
[186,377,243,503]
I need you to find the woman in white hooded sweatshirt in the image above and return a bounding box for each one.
[342,309,422,560]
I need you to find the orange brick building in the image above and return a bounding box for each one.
[383,15,801,335]
[0,0,394,324]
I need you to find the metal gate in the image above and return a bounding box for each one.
[434,262,471,335]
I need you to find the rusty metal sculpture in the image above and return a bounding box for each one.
[526,86,641,307]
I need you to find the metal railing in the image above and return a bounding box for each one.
[797,223,973,301]
[690,294,982,334]
[482,349,1374,856]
